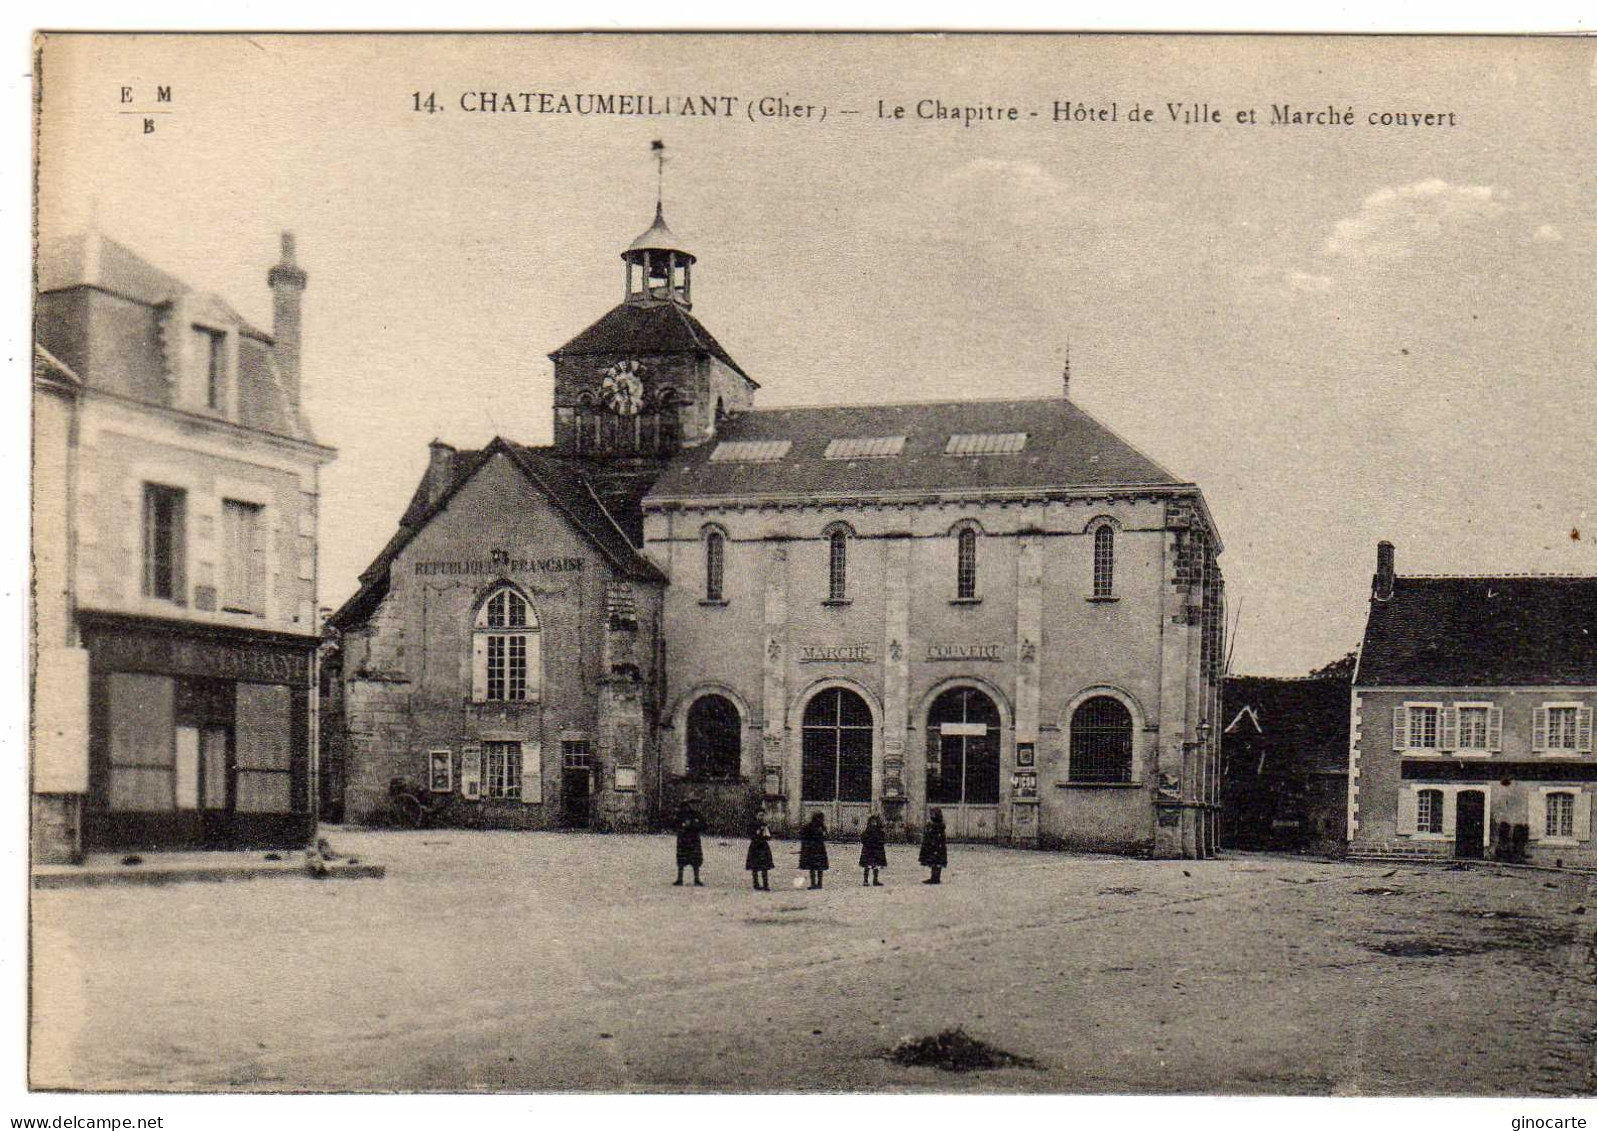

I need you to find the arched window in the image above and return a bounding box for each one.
[1069,695,1133,783]
[704,529,726,602]
[927,687,1001,806]
[1417,788,1445,835]
[956,527,978,600]
[686,694,741,779]
[827,528,848,602]
[1093,524,1115,598]
[801,687,873,804]
[472,587,539,702]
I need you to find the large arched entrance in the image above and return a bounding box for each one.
[800,687,874,838]
[926,686,1003,839]
[686,694,742,780]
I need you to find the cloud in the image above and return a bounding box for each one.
[1533,223,1564,243]
[1323,178,1503,261]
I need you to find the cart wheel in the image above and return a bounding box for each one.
[395,794,426,829]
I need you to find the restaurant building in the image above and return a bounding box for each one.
[32,230,335,859]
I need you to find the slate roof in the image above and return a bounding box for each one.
[550,302,753,382]
[626,204,694,260]
[646,396,1185,503]
[1222,675,1351,776]
[35,231,317,445]
[329,438,665,631]
[1356,576,1597,687]
[38,231,270,339]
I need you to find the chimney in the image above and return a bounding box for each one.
[426,439,458,509]
[1373,540,1395,602]
[268,231,308,408]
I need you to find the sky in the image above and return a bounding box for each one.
[32,33,1597,675]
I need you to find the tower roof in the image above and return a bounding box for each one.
[623,204,694,264]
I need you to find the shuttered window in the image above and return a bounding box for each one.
[483,742,522,800]
[221,499,265,614]
[1535,704,1593,754]
[1396,704,1440,750]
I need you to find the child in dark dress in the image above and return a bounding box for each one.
[745,812,774,890]
[919,807,948,884]
[674,799,706,887]
[799,811,829,889]
[859,813,888,887]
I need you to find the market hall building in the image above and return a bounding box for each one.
[326,200,1227,858]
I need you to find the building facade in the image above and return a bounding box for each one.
[327,199,1226,857]
[1348,542,1597,865]
[32,231,336,860]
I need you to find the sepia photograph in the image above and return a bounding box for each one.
[23,29,1597,1103]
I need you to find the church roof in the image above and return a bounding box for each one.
[550,301,754,383]
[1356,575,1597,687]
[646,396,1186,504]
[328,438,665,631]
[625,204,693,261]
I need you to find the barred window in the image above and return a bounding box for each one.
[484,741,522,800]
[1546,792,1576,839]
[473,587,538,703]
[1093,524,1115,598]
[705,530,726,602]
[1069,696,1133,783]
[1417,788,1444,834]
[828,529,848,601]
[956,528,978,600]
[562,739,592,768]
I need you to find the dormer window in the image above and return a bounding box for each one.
[191,324,231,416]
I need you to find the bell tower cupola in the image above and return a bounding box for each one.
[622,203,694,309]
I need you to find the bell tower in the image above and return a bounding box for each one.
[622,203,694,309]
[549,142,758,461]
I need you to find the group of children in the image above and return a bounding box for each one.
[673,800,950,890]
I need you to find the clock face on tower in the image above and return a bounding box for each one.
[601,361,645,416]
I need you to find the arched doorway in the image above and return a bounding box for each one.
[686,694,742,780]
[800,687,874,837]
[926,686,1002,839]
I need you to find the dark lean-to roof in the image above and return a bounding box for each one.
[550,302,755,384]
[647,396,1185,503]
[1357,576,1597,687]
[328,438,665,630]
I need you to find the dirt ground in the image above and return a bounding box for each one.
[29,830,1597,1095]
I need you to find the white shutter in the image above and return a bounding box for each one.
[1575,792,1593,841]
[459,746,482,801]
[1392,705,1408,750]
[1528,790,1547,841]
[521,740,542,803]
[1578,707,1593,753]
[1441,791,1457,836]
[1532,707,1549,752]
[1396,788,1418,835]
[1487,706,1503,752]
[471,635,488,702]
[526,632,543,699]
[1440,706,1458,751]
